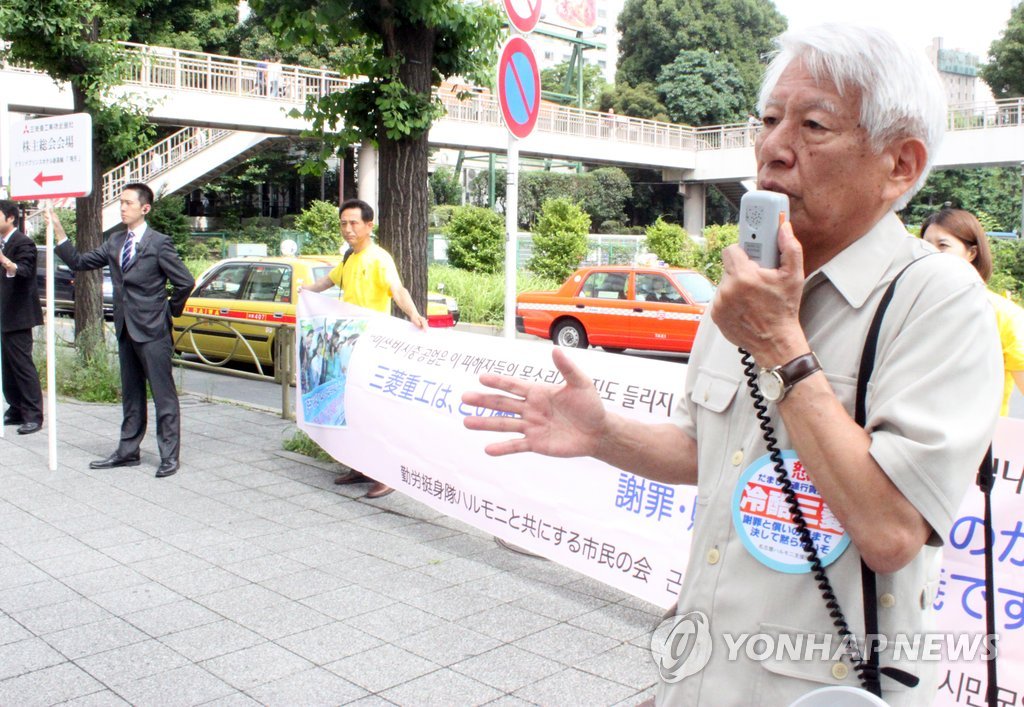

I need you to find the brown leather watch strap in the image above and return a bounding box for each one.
[777,352,821,390]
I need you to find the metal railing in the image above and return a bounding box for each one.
[172,314,295,420]
[6,41,1022,162]
[947,98,1024,131]
[103,126,232,205]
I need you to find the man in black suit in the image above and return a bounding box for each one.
[0,201,44,435]
[53,183,195,477]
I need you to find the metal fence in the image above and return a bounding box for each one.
[172,314,295,420]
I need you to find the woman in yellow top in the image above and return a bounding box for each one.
[922,208,1024,415]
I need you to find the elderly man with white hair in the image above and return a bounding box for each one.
[463,23,1002,706]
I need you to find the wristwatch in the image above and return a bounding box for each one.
[757,352,822,403]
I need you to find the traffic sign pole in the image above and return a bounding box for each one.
[499,0,539,339]
[45,211,56,470]
[504,135,519,340]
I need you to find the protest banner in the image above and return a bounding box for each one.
[296,293,1023,702]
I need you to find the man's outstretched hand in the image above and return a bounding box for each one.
[462,347,606,459]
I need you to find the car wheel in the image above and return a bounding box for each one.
[602,347,625,354]
[553,320,588,349]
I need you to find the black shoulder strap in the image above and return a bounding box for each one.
[856,255,934,696]
[339,248,354,287]
[855,253,997,703]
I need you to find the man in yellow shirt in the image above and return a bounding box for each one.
[303,198,427,497]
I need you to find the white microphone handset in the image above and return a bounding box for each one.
[738,190,789,268]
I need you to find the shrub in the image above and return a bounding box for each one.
[430,205,459,228]
[232,217,283,255]
[149,193,200,259]
[429,264,562,325]
[296,201,341,255]
[429,166,462,206]
[527,198,590,281]
[644,217,693,266]
[691,223,739,283]
[444,205,505,273]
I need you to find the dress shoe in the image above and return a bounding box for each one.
[365,482,395,499]
[89,452,141,469]
[156,459,179,478]
[334,471,371,485]
[16,422,41,435]
[4,414,23,426]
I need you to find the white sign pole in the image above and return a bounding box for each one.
[504,134,519,340]
[45,210,57,470]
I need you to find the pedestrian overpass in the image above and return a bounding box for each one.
[4,41,1023,233]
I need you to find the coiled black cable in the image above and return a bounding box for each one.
[738,347,875,690]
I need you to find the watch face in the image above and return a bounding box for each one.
[758,369,785,402]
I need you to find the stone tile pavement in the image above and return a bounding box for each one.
[0,395,663,705]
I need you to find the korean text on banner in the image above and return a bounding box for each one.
[295,292,696,609]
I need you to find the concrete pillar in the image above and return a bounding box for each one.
[357,139,378,217]
[682,182,706,238]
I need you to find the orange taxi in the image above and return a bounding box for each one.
[516,266,715,353]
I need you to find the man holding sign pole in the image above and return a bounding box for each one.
[0,200,44,435]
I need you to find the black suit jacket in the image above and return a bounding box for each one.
[56,226,195,343]
[0,229,44,333]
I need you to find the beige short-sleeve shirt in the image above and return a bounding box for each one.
[658,213,1002,706]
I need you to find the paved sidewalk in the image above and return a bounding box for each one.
[0,396,662,706]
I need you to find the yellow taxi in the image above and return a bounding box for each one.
[173,255,456,369]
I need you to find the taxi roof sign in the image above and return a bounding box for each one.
[9,114,93,201]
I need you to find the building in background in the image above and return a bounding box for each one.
[530,0,624,85]
[926,37,995,106]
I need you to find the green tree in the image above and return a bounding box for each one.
[429,167,462,206]
[598,82,669,121]
[148,193,194,258]
[128,0,238,53]
[587,168,632,225]
[467,168,507,210]
[616,0,785,111]
[250,0,504,319]
[903,167,1021,232]
[296,201,341,254]
[528,198,591,280]
[444,205,504,273]
[541,59,608,108]
[644,217,692,266]
[0,1,158,352]
[657,49,748,125]
[981,2,1024,98]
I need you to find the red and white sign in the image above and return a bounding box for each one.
[9,113,93,200]
[503,0,542,34]
[497,37,542,140]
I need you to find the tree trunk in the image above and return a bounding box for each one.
[71,83,106,356]
[376,23,435,319]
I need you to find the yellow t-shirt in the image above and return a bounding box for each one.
[327,243,399,314]
[987,290,1024,416]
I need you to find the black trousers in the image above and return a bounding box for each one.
[116,330,180,462]
[1,328,43,423]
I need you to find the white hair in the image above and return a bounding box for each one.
[757,24,947,210]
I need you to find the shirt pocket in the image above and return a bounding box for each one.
[691,367,740,499]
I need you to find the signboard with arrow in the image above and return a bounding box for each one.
[9,113,93,200]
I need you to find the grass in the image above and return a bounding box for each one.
[33,330,122,403]
[283,430,335,462]
[429,265,561,325]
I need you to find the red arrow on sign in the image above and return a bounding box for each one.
[33,172,64,187]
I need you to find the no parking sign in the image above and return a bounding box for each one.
[496,37,541,140]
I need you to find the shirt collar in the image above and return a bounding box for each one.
[805,211,908,309]
[128,222,148,241]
